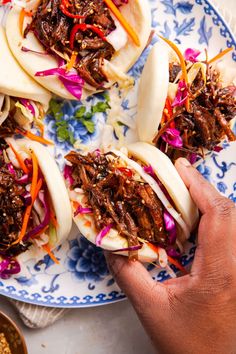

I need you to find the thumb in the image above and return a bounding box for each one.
[105,253,167,313]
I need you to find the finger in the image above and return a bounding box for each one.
[175,158,235,215]
[105,253,167,311]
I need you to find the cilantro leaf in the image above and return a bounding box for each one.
[81,119,95,133]
[75,106,86,118]
[92,101,110,114]
[48,99,63,120]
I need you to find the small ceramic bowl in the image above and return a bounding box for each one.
[0,311,28,354]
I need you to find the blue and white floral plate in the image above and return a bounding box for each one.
[0,0,235,308]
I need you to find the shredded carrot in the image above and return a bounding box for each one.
[66,51,77,71]
[163,98,175,128]
[208,47,233,65]
[103,0,140,46]
[38,124,45,138]
[19,9,33,36]
[147,242,160,254]
[147,242,188,274]
[13,150,39,245]
[167,256,188,275]
[84,220,92,227]
[30,150,39,201]
[8,142,29,174]
[159,36,190,111]
[43,244,60,264]
[33,178,43,204]
[19,9,26,36]
[16,129,54,145]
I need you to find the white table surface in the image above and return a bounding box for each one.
[0,1,235,354]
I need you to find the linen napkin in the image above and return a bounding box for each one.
[8,1,236,329]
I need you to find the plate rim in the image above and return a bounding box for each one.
[0,0,235,308]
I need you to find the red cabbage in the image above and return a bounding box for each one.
[172,80,188,107]
[112,245,142,252]
[167,248,181,258]
[143,165,155,177]
[0,258,21,279]
[59,76,83,100]
[164,210,177,244]
[19,98,35,116]
[21,46,49,56]
[7,163,16,177]
[184,48,201,63]
[96,224,113,246]
[213,146,223,153]
[74,206,93,216]
[22,192,32,206]
[16,174,29,184]
[64,165,74,186]
[162,128,183,148]
[23,190,50,241]
[35,66,84,100]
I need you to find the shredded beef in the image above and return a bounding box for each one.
[66,151,169,248]
[0,144,31,257]
[27,0,116,87]
[157,65,236,160]
[0,116,18,138]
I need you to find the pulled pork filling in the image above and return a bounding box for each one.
[66,151,172,248]
[26,0,116,88]
[155,63,236,160]
[0,140,31,257]
[0,117,18,138]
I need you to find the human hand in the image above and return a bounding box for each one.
[106,158,236,354]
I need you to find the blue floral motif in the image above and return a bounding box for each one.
[66,237,109,285]
[160,22,171,39]
[212,153,236,179]
[161,0,193,16]
[15,276,38,287]
[196,163,212,181]
[217,182,227,194]
[198,16,213,45]
[173,18,195,37]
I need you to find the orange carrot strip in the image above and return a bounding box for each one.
[66,51,77,71]
[159,36,190,111]
[32,178,43,204]
[8,142,29,174]
[167,256,188,275]
[38,124,45,138]
[208,47,233,65]
[16,129,54,145]
[30,150,39,201]
[147,242,188,274]
[13,151,39,245]
[19,8,26,36]
[43,244,60,264]
[103,0,140,46]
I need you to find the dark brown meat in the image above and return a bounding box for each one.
[0,154,31,257]
[157,64,236,160]
[0,116,18,138]
[66,151,169,248]
[28,0,116,87]
[169,63,181,83]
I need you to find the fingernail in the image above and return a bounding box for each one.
[178,158,191,167]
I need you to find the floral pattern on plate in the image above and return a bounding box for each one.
[0,0,235,307]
